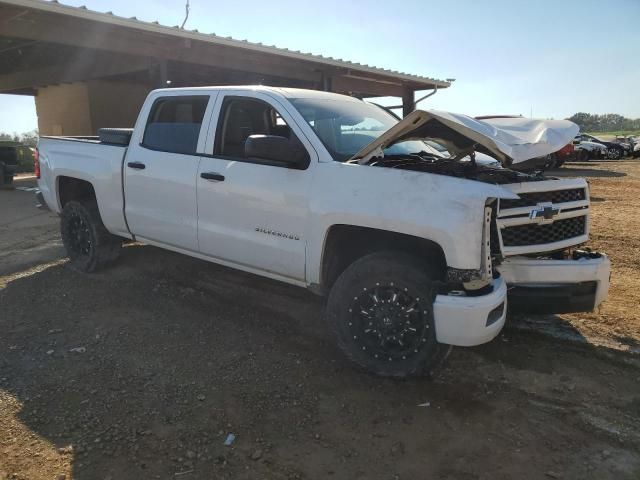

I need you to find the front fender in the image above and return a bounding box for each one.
[306,162,517,284]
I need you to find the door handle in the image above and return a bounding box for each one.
[127,162,146,170]
[201,172,225,181]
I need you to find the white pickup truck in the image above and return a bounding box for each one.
[36,86,610,377]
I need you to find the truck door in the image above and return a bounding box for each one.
[124,93,215,252]
[196,92,314,282]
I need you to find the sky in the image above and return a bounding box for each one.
[1,0,639,134]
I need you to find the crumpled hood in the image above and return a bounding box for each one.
[350,110,579,167]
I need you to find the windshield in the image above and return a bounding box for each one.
[587,134,604,142]
[290,98,441,162]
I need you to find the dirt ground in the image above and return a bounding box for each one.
[560,161,640,350]
[1,165,639,480]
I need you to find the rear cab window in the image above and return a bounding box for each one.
[142,96,209,155]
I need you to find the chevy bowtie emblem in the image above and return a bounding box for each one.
[529,202,560,224]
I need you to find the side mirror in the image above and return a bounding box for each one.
[245,135,309,169]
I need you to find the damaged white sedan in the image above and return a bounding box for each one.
[36,86,610,377]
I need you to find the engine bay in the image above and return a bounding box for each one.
[368,154,549,185]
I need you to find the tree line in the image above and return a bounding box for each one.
[0,130,38,147]
[3,113,640,142]
[567,113,640,133]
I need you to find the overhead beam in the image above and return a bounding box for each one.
[331,75,404,98]
[0,53,156,91]
[0,4,449,98]
[0,8,325,85]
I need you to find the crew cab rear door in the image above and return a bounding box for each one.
[196,91,315,282]
[123,92,217,251]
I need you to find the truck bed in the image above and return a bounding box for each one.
[37,133,132,237]
[41,128,133,146]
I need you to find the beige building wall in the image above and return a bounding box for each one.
[35,83,92,136]
[87,80,151,131]
[35,80,152,136]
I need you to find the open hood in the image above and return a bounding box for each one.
[350,110,579,167]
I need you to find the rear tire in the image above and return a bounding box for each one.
[0,163,12,189]
[325,251,450,378]
[579,149,591,162]
[60,200,121,272]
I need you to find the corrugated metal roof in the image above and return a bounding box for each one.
[0,0,451,89]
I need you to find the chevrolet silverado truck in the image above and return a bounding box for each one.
[36,86,610,377]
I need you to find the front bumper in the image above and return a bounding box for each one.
[433,276,507,346]
[497,252,610,314]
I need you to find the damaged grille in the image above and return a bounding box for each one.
[501,216,586,247]
[500,188,586,209]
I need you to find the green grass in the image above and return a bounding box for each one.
[585,130,640,138]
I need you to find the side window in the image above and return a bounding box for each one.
[214,97,299,160]
[142,96,209,155]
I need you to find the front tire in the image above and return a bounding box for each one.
[326,251,449,378]
[60,200,121,272]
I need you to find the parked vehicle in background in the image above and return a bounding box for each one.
[551,142,574,167]
[0,141,23,188]
[574,140,608,161]
[632,140,640,158]
[538,142,574,169]
[614,136,632,155]
[423,140,501,167]
[35,86,610,378]
[575,133,626,159]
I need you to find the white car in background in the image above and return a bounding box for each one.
[633,139,640,158]
[574,140,608,161]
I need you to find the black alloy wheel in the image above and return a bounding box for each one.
[607,147,621,160]
[60,200,121,272]
[326,251,449,378]
[348,282,431,362]
[65,212,93,256]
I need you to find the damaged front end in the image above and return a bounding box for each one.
[490,179,610,313]
[348,107,609,314]
[445,204,495,295]
[439,177,609,314]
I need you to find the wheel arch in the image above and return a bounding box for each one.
[319,224,447,294]
[56,176,97,210]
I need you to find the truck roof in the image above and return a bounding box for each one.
[149,86,361,102]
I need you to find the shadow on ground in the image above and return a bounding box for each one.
[1,245,640,479]
[551,164,627,178]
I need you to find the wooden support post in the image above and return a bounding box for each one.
[322,74,332,92]
[402,86,415,117]
[158,60,168,87]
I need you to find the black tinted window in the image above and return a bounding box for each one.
[214,98,295,159]
[143,96,209,155]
